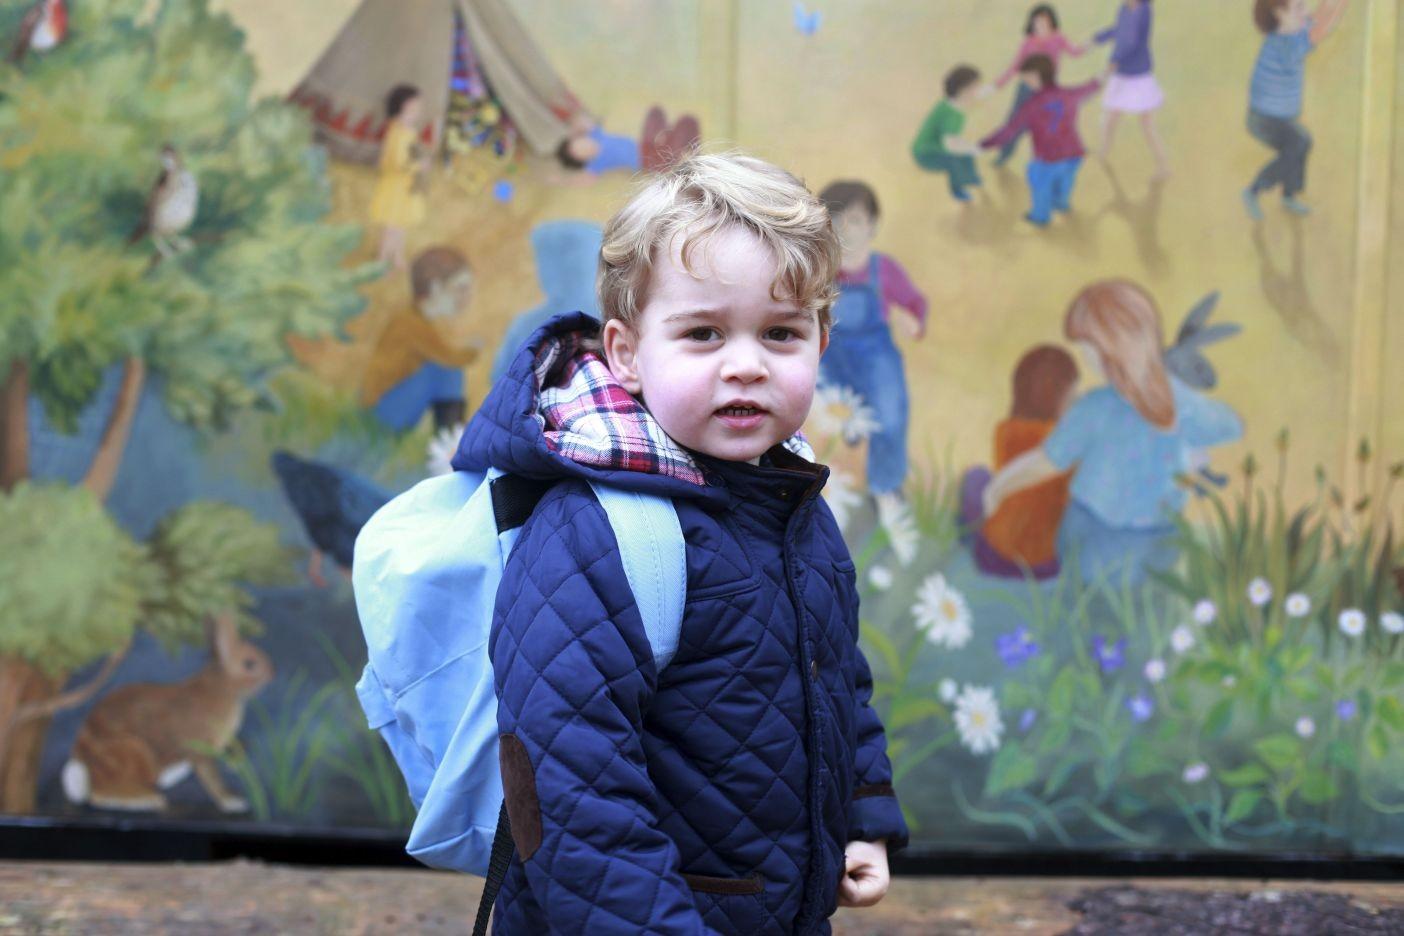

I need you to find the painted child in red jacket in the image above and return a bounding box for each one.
[980,54,1101,226]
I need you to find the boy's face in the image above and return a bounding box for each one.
[832,204,877,258]
[401,96,423,128]
[603,224,828,463]
[419,269,473,320]
[1277,0,1308,32]
[566,134,602,164]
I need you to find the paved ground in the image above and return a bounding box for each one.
[2,862,1402,934]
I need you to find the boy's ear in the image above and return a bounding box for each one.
[818,324,830,357]
[601,318,643,394]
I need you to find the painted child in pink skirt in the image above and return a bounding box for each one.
[1093,0,1169,178]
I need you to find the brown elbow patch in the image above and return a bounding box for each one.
[853,783,896,800]
[498,734,542,860]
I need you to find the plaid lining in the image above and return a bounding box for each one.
[533,331,815,483]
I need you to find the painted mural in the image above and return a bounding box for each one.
[2,0,1402,860]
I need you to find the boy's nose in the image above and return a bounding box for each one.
[720,348,767,383]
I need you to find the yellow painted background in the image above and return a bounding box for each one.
[219,0,1400,506]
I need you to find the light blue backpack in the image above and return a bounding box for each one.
[351,468,685,925]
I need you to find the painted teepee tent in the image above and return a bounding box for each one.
[289,0,585,163]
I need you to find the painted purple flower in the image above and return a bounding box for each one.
[1019,708,1038,733]
[1336,699,1358,721]
[1125,694,1155,723]
[1092,635,1127,673]
[996,627,1041,669]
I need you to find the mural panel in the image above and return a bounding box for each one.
[1,0,1400,858]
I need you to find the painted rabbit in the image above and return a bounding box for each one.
[1164,291,1241,489]
[61,613,273,813]
[1163,291,1240,391]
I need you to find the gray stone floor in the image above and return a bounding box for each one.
[1,861,1402,934]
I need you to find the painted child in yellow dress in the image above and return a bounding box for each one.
[370,83,430,271]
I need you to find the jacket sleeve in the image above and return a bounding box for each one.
[490,486,709,934]
[849,636,911,852]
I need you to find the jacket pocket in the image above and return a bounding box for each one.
[683,873,766,931]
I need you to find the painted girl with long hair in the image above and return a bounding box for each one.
[982,281,1243,584]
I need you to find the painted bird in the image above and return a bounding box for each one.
[8,0,67,66]
[270,451,391,587]
[127,145,199,260]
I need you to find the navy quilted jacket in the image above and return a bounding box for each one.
[452,314,908,935]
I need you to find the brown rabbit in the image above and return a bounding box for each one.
[61,613,274,813]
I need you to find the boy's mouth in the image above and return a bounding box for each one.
[716,401,767,418]
[714,402,768,427]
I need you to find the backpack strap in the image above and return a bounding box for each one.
[474,478,685,936]
[587,481,685,670]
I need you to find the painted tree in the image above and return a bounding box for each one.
[0,0,373,811]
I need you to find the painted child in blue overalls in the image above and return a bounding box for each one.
[817,182,928,522]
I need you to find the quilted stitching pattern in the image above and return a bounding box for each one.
[466,315,907,935]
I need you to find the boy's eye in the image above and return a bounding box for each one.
[686,327,719,342]
[765,327,798,342]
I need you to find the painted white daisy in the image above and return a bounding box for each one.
[1182,762,1210,784]
[1338,608,1366,638]
[809,383,879,445]
[954,685,1004,755]
[1144,658,1167,683]
[914,573,973,649]
[867,564,894,591]
[1247,578,1273,608]
[877,493,919,567]
[822,468,862,532]
[1381,612,1404,635]
[1295,717,1316,739]
[1170,625,1196,655]
[938,678,958,703]
[806,383,847,438]
[1285,593,1311,618]
[425,423,466,476]
[1192,599,1218,625]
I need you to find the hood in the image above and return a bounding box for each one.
[455,313,814,505]
[455,313,725,504]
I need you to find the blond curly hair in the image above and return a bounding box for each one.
[598,150,840,332]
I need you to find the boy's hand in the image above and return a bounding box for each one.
[837,839,889,908]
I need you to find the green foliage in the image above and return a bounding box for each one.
[0,0,373,431]
[197,669,342,822]
[0,484,296,673]
[820,432,1404,852]
[0,482,152,675]
[142,501,295,651]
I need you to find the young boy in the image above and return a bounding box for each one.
[980,54,1101,227]
[450,153,908,933]
[911,64,985,201]
[360,245,478,432]
[817,180,928,557]
[1242,0,1350,220]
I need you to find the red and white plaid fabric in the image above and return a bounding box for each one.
[533,332,813,484]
